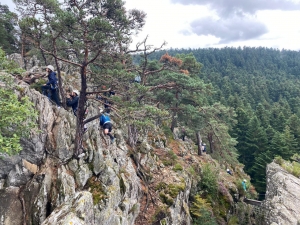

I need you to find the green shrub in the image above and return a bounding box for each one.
[228,216,239,225]
[151,207,170,224]
[155,182,167,191]
[188,166,196,176]
[173,163,183,172]
[282,161,300,178]
[291,162,300,177]
[87,177,107,205]
[0,73,37,155]
[291,153,300,163]
[274,156,284,165]
[0,48,25,75]
[162,125,173,139]
[166,183,185,198]
[30,79,46,92]
[274,156,300,178]
[167,150,177,161]
[192,209,218,225]
[159,192,174,206]
[162,159,173,166]
[190,195,218,225]
[198,164,218,199]
[162,150,178,166]
[190,195,212,217]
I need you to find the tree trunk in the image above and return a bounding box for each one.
[21,35,27,70]
[128,124,138,148]
[75,64,87,156]
[54,58,66,108]
[196,131,202,156]
[40,49,47,65]
[170,112,177,133]
[170,101,178,133]
[207,132,213,154]
[51,37,66,108]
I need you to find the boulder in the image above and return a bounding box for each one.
[264,162,300,225]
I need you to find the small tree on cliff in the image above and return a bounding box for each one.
[15,0,146,156]
[0,48,37,155]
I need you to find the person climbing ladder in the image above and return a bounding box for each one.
[99,112,114,143]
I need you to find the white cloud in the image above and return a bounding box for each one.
[125,0,300,50]
[2,0,17,12]
[3,0,300,50]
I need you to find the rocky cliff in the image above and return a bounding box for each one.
[0,74,197,225]
[0,71,256,225]
[264,162,300,225]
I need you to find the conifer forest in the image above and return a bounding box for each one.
[138,47,300,195]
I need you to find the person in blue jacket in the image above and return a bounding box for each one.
[99,112,114,142]
[41,65,60,106]
[66,90,79,115]
[66,90,88,133]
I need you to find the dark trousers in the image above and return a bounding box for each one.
[41,85,60,106]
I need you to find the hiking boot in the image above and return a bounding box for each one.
[110,137,115,143]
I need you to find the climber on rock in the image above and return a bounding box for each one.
[242,179,247,192]
[134,75,141,83]
[202,142,207,153]
[66,90,88,133]
[226,168,233,175]
[96,85,115,113]
[66,89,79,116]
[181,127,186,141]
[41,65,60,107]
[99,111,115,143]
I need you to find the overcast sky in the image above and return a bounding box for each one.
[3,0,300,50]
[125,0,300,51]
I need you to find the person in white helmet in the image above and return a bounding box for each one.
[226,168,233,176]
[66,90,88,135]
[41,65,60,106]
[66,89,79,115]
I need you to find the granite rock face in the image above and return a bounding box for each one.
[264,162,300,225]
[0,72,226,225]
[0,77,143,224]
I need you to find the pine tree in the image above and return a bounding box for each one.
[270,131,288,158]
[15,0,146,155]
[255,103,270,128]
[0,4,18,54]
[233,107,251,166]
[286,114,300,149]
[281,125,298,159]
[242,116,268,175]
[251,150,274,195]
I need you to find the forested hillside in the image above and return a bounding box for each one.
[143,47,300,195]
